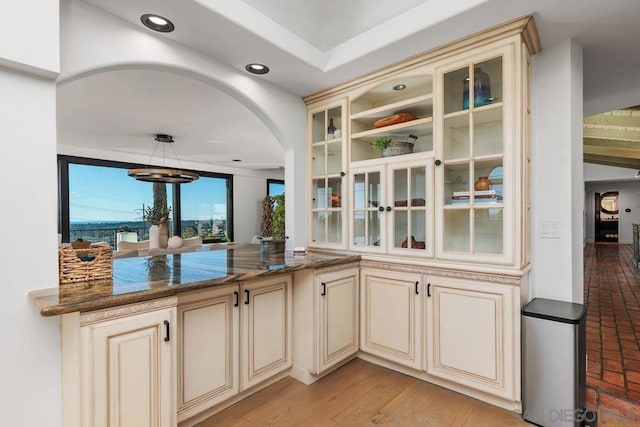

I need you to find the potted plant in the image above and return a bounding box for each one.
[259,194,286,254]
[373,135,416,157]
[116,225,138,244]
[143,205,171,249]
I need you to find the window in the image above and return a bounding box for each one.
[58,156,233,247]
[267,179,285,196]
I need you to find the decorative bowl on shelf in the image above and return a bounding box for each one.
[374,112,418,128]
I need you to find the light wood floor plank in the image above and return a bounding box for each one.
[197,359,527,426]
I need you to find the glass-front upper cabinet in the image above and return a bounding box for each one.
[350,158,433,257]
[436,46,514,264]
[309,100,347,248]
[350,67,434,163]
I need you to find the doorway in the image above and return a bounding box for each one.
[594,191,619,242]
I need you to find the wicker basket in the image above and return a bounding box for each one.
[59,243,113,284]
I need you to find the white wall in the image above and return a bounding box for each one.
[530,39,584,303]
[584,163,639,182]
[584,181,640,243]
[0,0,59,77]
[0,3,61,423]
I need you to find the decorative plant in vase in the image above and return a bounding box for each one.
[373,135,416,157]
[143,205,171,249]
[259,194,286,254]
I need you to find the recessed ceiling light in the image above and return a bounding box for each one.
[232,159,242,162]
[140,14,175,32]
[245,63,269,75]
[393,84,407,91]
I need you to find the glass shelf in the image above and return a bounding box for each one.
[351,121,434,163]
[351,75,433,115]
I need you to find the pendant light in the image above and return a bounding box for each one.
[128,134,199,184]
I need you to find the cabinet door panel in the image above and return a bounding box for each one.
[318,268,359,372]
[426,276,516,400]
[241,276,292,390]
[361,269,422,370]
[88,308,174,427]
[178,288,239,420]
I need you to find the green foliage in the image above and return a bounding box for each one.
[143,205,172,225]
[372,136,392,151]
[118,225,131,232]
[272,194,285,241]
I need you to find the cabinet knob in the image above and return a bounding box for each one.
[378,206,384,212]
[386,206,392,212]
[435,159,442,166]
[340,171,345,177]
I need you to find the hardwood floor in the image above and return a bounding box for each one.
[196,359,527,426]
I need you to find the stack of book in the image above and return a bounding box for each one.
[451,190,502,204]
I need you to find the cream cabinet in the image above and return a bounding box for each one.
[241,275,293,390]
[309,100,348,249]
[360,268,423,370]
[316,267,359,373]
[350,157,434,256]
[72,300,177,427]
[425,275,519,401]
[176,275,292,423]
[291,265,359,383]
[177,286,239,422]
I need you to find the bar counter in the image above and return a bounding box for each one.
[29,244,359,317]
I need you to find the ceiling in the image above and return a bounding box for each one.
[583,106,640,171]
[58,0,640,171]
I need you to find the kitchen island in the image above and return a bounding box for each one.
[29,244,361,427]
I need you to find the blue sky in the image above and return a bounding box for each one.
[69,164,227,222]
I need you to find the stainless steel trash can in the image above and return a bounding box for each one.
[522,298,593,427]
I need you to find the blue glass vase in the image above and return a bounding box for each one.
[473,67,491,107]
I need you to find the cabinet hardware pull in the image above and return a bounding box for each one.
[234,291,239,307]
[415,281,419,295]
[378,206,384,212]
[340,171,345,177]
[427,283,431,297]
[321,282,326,296]
[435,159,442,166]
[386,206,392,212]
[244,289,250,305]
[163,320,170,342]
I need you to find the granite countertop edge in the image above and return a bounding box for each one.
[30,252,361,317]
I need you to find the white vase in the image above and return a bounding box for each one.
[149,225,160,249]
[159,223,169,249]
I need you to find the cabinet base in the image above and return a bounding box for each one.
[356,352,522,414]
[290,355,358,385]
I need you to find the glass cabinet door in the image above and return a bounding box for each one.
[387,161,432,255]
[352,170,383,250]
[310,103,346,247]
[440,55,505,258]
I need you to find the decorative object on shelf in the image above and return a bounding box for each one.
[474,176,492,191]
[474,67,492,107]
[374,112,418,128]
[128,134,199,184]
[334,129,342,138]
[144,205,172,249]
[59,243,113,284]
[331,193,341,208]
[462,68,493,109]
[374,135,417,157]
[394,198,426,207]
[259,194,286,254]
[146,255,170,286]
[401,235,426,249]
[327,118,337,136]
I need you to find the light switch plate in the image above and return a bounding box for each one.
[538,221,560,239]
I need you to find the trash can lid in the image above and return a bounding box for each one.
[522,298,586,324]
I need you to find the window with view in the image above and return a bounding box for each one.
[267,179,285,196]
[58,156,233,248]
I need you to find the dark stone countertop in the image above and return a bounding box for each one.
[29,244,360,317]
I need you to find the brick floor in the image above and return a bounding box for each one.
[584,243,640,424]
